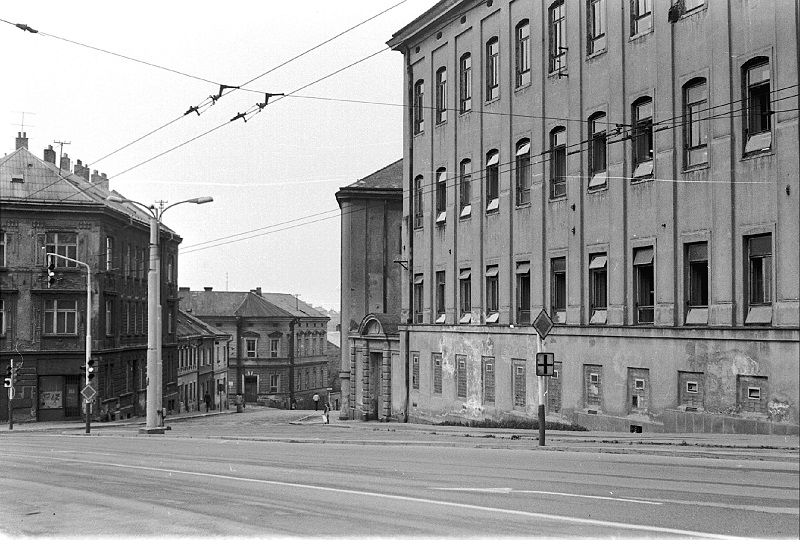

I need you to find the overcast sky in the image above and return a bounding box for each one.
[2,0,438,311]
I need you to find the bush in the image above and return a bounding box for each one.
[440,417,587,431]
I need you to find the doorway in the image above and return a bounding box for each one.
[244,376,258,403]
[369,352,382,420]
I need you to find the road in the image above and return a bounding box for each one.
[2,423,798,538]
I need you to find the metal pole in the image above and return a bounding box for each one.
[8,359,13,431]
[85,268,92,434]
[145,214,160,431]
[537,334,546,446]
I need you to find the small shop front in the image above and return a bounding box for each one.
[38,374,82,421]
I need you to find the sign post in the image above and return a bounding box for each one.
[532,309,554,446]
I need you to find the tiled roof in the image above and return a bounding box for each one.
[340,159,402,191]
[178,290,301,319]
[176,309,230,339]
[259,292,327,319]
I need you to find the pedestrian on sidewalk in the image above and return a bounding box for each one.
[204,391,211,413]
[322,402,330,424]
[312,392,320,410]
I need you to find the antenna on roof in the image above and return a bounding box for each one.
[53,140,71,168]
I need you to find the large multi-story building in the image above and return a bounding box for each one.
[176,309,231,413]
[1,133,182,423]
[336,160,403,420]
[384,0,799,433]
[178,287,330,409]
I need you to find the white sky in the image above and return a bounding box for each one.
[2,0,439,311]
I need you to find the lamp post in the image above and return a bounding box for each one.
[107,195,212,433]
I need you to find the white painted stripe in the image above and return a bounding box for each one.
[634,496,799,516]
[5,452,746,540]
[434,487,662,505]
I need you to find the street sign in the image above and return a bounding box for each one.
[536,352,555,377]
[81,385,97,403]
[532,309,554,340]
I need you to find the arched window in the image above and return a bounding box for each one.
[413,79,425,134]
[683,78,708,167]
[486,37,499,101]
[588,112,607,188]
[485,150,500,211]
[435,67,447,124]
[549,1,566,73]
[459,53,472,112]
[742,57,771,154]
[515,139,531,205]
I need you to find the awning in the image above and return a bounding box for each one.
[515,262,530,274]
[485,266,499,277]
[633,247,654,265]
[589,254,607,269]
[413,274,424,285]
[486,152,499,166]
[516,141,530,155]
[459,268,471,279]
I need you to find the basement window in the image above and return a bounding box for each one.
[635,379,645,390]
[686,381,698,394]
[748,387,761,400]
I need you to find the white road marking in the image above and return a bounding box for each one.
[434,487,662,505]
[5,451,747,539]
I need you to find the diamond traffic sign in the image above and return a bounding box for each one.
[81,385,96,403]
[532,309,554,340]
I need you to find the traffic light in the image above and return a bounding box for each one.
[12,364,21,384]
[3,365,11,388]
[47,259,56,288]
[87,359,96,381]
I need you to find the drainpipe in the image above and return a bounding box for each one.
[404,43,414,423]
[289,317,298,409]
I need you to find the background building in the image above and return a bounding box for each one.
[178,287,330,409]
[1,133,181,423]
[176,309,230,412]
[386,0,799,433]
[336,160,403,420]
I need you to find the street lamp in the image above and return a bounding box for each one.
[107,195,213,433]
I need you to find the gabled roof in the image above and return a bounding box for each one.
[335,159,402,204]
[259,292,327,318]
[178,290,303,319]
[0,146,168,231]
[176,309,230,339]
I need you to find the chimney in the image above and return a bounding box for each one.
[60,153,71,171]
[74,160,90,181]
[91,169,102,183]
[100,172,108,186]
[204,287,213,291]
[254,287,262,296]
[15,132,28,150]
[43,145,56,163]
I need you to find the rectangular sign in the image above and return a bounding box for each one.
[536,352,555,377]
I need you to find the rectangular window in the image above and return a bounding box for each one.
[413,80,424,134]
[105,237,114,272]
[744,61,772,154]
[737,375,768,414]
[549,1,566,73]
[413,274,424,324]
[631,0,652,36]
[44,299,77,335]
[432,353,442,394]
[486,151,499,211]
[125,244,132,277]
[551,257,566,323]
[587,0,606,55]
[483,357,495,404]
[633,99,654,178]
[460,54,472,113]
[270,374,279,393]
[456,355,467,399]
[459,269,472,323]
[588,114,607,188]
[685,80,709,167]
[245,338,257,358]
[550,128,567,198]
[45,232,77,267]
[485,265,499,323]
[270,338,279,358]
[746,234,772,325]
[435,67,447,124]
[513,360,526,407]
[584,365,602,409]
[516,262,530,324]
[516,140,531,206]
[486,38,499,101]
[459,160,472,216]
[435,271,446,323]
[413,176,424,229]
[589,253,607,324]
[685,242,709,325]
[412,353,420,390]
[515,20,530,87]
[0,299,5,336]
[0,232,6,267]
[436,169,447,223]
[633,247,655,324]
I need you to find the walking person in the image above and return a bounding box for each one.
[322,402,330,424]
[312,392,320,410]
[204,391,211,413]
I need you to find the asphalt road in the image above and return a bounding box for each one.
[2,425,798,538]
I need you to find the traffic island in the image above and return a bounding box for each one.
[139,427,167,434]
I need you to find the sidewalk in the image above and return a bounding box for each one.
[3,407,798,462]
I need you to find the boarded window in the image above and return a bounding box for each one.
[483,357,495,404]
[412,353,420,390]
[584,364,602,409]
[456,355,467,399]
[628,368,650,412]
[547,361,563,414]
[432,353,442,394]
[737,375,768,414]
[513,360,526,407]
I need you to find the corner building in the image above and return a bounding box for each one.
[387,0,799,433]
